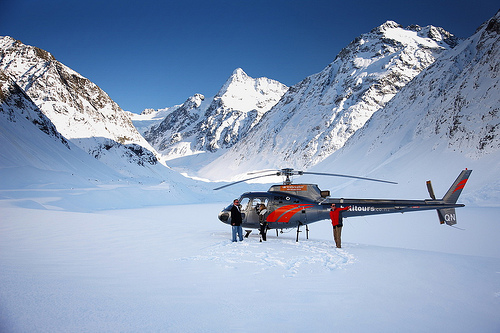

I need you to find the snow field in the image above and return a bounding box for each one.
[1,188,499,332]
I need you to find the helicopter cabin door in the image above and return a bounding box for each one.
[239,196,269,229]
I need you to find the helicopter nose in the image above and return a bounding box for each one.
[218,210,230,222]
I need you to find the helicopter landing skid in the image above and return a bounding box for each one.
[295,222,309,242]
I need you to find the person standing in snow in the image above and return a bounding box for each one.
[258,204,268,242]
[230,199,243,242]
[330,203,350,248]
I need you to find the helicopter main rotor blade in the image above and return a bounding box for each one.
[213,173,279,190]
[303,172,398,184]
[246,169,280,175]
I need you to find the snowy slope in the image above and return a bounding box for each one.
[144,68,288,167]
[197,22,458,180]
[1,17,499,332]
[127,105,180,136]
[0,99,212,202]
[1,199,499,332]
[0,70,68,148]
[145,93,211,158]
[0,36,161,170]
[306,11,500,206]
[0,68,214,203]
[0,70,123,188]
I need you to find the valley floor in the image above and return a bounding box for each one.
[0,187,499,332]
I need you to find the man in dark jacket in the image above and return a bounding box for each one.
[230,199,243,242]
[330,204,350,248]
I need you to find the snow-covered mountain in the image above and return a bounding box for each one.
[1,14,499,332]
[127,105,179,136]
[144,93,210,158]
[0,36,160,170]
[0,66,214,203]
[1,11,498,208]
[0,70,68,148]
[308,11,500,206]
[197,21,458,180]
[0,69,126,188]
[144,68,288,165]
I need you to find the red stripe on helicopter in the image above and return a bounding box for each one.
[453,179,468,193]
[266,204,314,223]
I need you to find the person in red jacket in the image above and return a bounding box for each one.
[330,204,350,248]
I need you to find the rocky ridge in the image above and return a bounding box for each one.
[0,36,159,169]
[196,21,459,180]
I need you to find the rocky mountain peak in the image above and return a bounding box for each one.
[184,93,205,109]
[311,11,500,204]
[144,68,288,160]
[374,20,402,32]
[195,21,459,180]
[217,68,250,96]
[0,36,160,170]
[484,10,500,34]
[229,67,249,81]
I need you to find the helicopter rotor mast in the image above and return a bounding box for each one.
[213,168,397,190]
[246,168,299,185]
[279,168,302,185]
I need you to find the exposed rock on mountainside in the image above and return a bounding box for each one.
[144,68,288,160]
[0,36,159,167]
[198,21,458,180]
[344,12,500,158]
[310,11,500,204]
[0,69,68,148]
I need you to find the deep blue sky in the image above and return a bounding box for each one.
[1,0,498,113]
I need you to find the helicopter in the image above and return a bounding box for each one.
[215,168,472,241]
